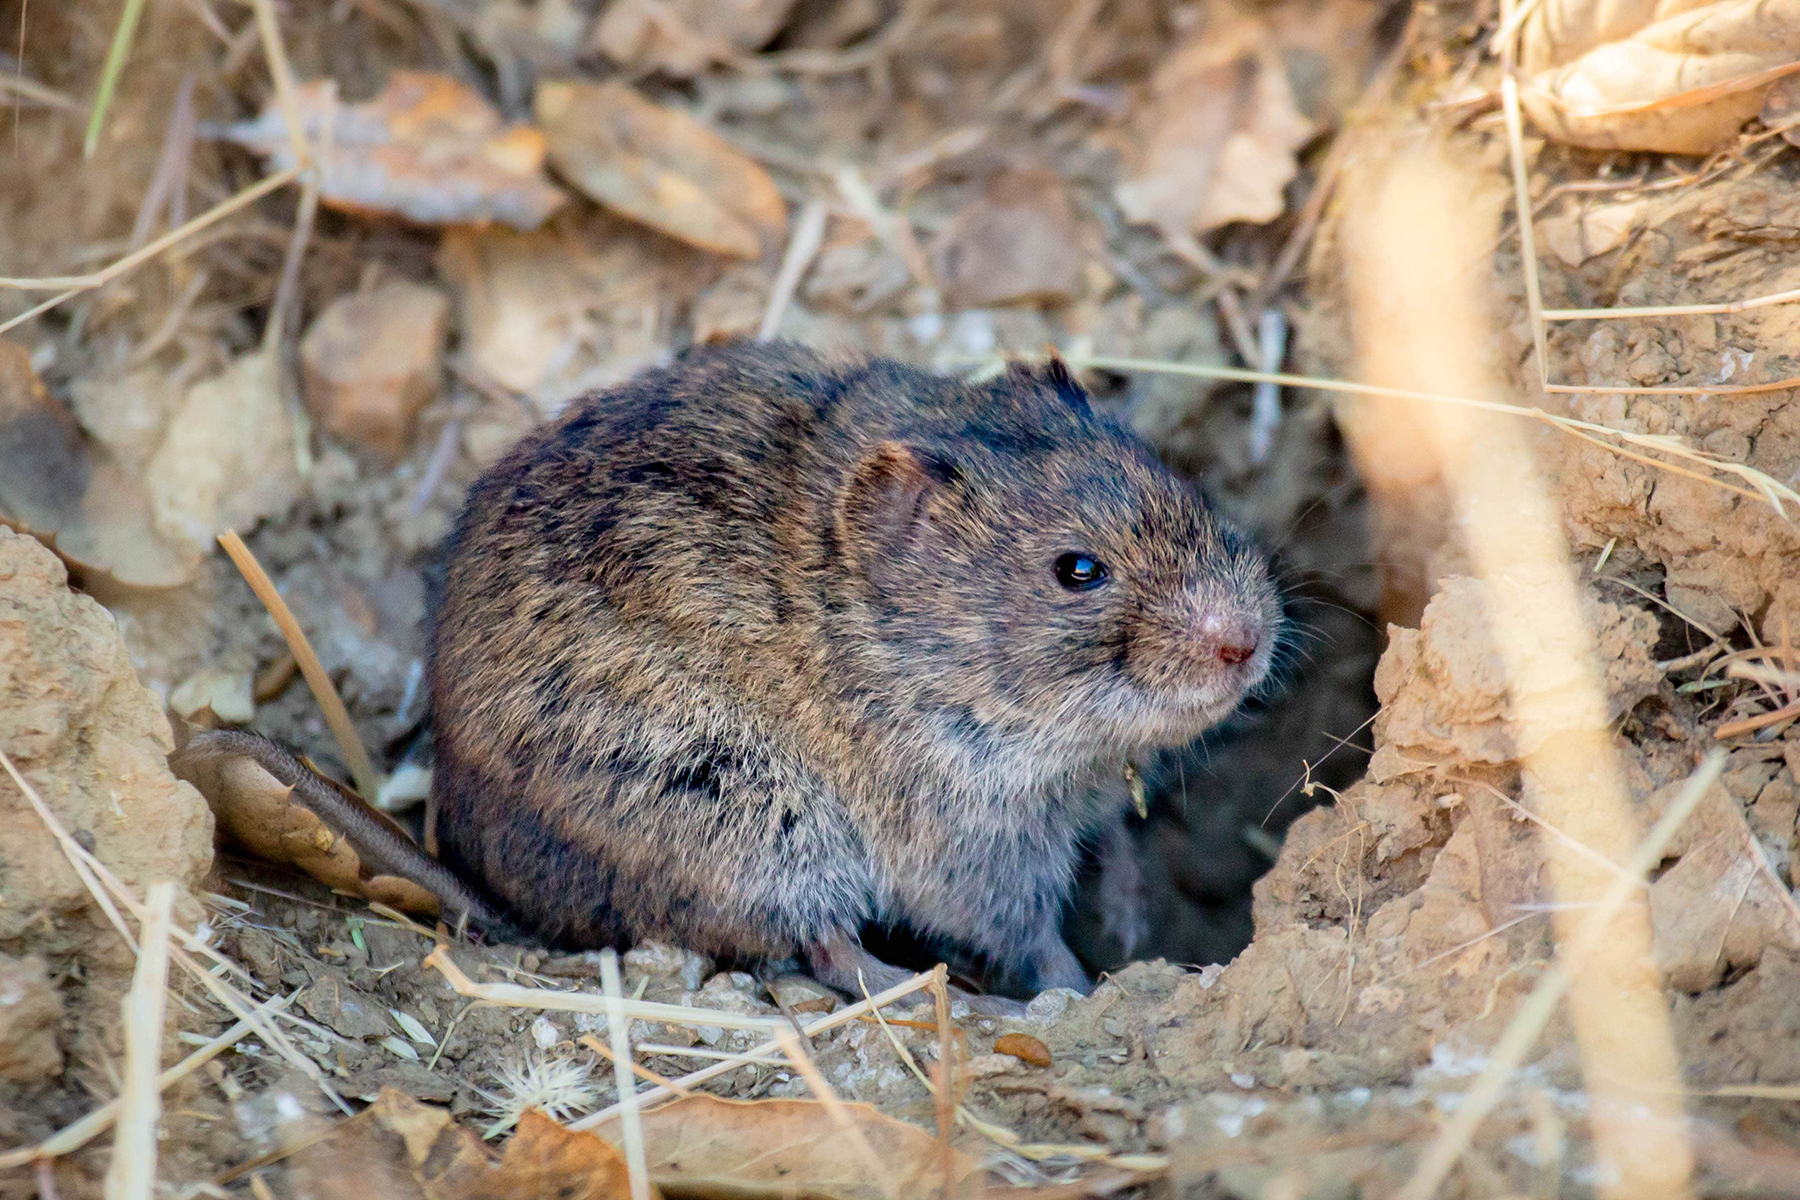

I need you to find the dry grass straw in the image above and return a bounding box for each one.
[421,945,781,1031]
[102,881,175,1200]
[218,529,381,798]
[0,747,349,1117]
[1059,354,1800,516]
[570,970,936,1129]
[597,948,652,1200]
[759,198,829,341]
[1344,143,1699,1200]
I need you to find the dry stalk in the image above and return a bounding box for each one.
[104,882,175,1200]
[1057,354,1800,515]
[0,749,348,1114]
[1345,143,1698,1200]
[218,530,381,799]
[598,949,651,1200]
[759,198,829,341]
[421,946,780,1031]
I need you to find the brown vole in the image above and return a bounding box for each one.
[191,342,1280,1011]
[430,341,1279,1004]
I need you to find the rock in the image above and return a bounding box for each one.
[168,657,256,726]
[0,952,63,1082]
[768,975,839,1014]
[297,974,395,1040]
[623,941,714,992]
[0,526,214,1059]
[299,281,450,460]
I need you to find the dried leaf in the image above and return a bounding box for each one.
[1115,19,1315,244]
[535,80,787,259]
[291,1090,645,1200]
[0,339,201,588]
[589,1093,985,1200]
[992,1032,1053,1068]
[437,213,679,404]
[178,752,441,916]
[223,72,567,230]
[932,168,1084,309]
[1518,0,1800,153]
[1540,199,1647,265]
[145,349,301,561]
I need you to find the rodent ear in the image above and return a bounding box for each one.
[1005,354,1091,414]
[835,441,958,558]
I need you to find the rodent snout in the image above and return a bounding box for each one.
[1194,610,1266,671]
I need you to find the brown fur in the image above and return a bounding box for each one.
[429,342,1282,1000]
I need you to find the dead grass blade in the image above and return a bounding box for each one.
[1058,354,1800,516]
[218,529,381,799]
[421,946,781,1031]
[0,166,300,335]
[771,1026,898,1200]
[102,881,175,1200]
[599,949,652,1200]
[83,0,147,158]
[0,748,349,1115]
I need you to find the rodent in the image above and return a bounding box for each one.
[195,341,1282,1012]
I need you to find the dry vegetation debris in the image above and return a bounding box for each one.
[1,0,1799,1196]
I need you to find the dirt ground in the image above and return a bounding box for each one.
[2,0,1798,1197]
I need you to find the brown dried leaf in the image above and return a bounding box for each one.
[1115,18,1315,244]
[536,80,787,259]
[992,1032,1053,1068]
[223,72,567,230]
[180,752,441,916]
[590,1094,985,1200]
[0,339,201,588]
[146,349,301,561]
[932,168,1084,310]
[292,1090,644,1200]
[1518,0,1800,154]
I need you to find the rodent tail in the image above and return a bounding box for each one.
[175,729,528,944]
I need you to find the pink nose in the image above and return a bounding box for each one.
[1217,639,1257,666]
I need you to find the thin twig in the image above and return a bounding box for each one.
[217,530,381,799]
[758,199,828,341]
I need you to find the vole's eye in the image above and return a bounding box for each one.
[1055,553,1109,591]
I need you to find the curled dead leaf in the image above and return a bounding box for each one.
[1518,0,1800,153]
[0,339,212,589]
[590,1093,985,1200]
[290,1089,645,1200]
[178,750,440,916]
[535,80,787,259]
[992,1031,1053,1068]
[223,72,568,229]
[1115,19,1315,246]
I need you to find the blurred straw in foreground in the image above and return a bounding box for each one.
[1342,140,1695,1200]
